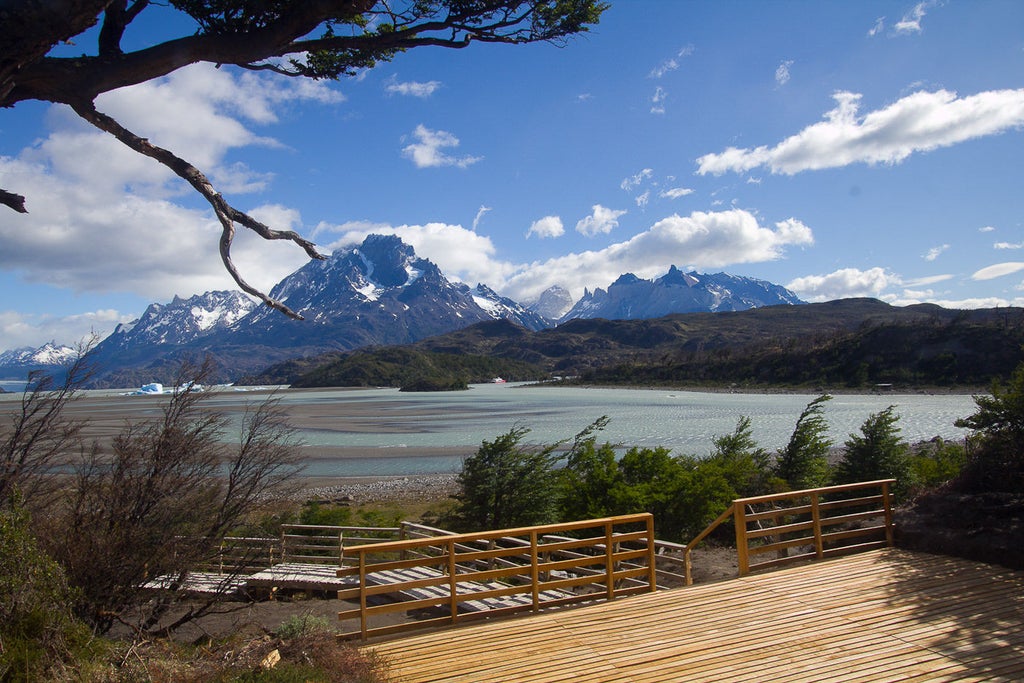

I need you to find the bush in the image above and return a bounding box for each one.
[0,504,89,682]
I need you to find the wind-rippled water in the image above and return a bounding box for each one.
[265,383,978,477]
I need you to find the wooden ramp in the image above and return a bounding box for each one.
[365,549,1024,682]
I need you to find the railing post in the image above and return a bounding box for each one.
[448,539,458,624]
[358,550,368,641]
[733,504,750,576]
[811,492,824,559]
[530,531,540,612]
[605,520,616,600]
[646,515,657,592]
[882,481,894,547]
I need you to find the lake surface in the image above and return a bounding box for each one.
[248,383,978,477]
[0,382,981,477]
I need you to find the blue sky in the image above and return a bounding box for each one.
[2,0,1024,351]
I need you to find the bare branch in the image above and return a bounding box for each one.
[69,99,326,320]
[0,189,28,213]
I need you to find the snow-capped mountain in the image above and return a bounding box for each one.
[467,284,549,331]
[74,236,805,387]
[93,290,256,352]
[562,266,803,321]
[0,342,77,370]
[528,285,575,322]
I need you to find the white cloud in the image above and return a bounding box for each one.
[979,225,996,233]
[994,242,1024,250]
[697,88,1024,176]
[0,308,135,350]
[648,45,695,79]
[651,87,667,114]
[527,216,565,239]
[904,274,954,287]
[504,209,814,303]
[314,221,515,288]
[472,206,492,230]
[635,191,651,209]
[660,187,694,199]
[786,267,897,302]
[385,76,442,98]
[894,1,932,34]
[401,124,482,169]
[621,169,654,192]
[971,262,1024,280]
[892,295,1024,309]
[775,60,794,86]
[868,16,886,37]
[576,205,627,236]
[924,244,950,261]
[0,64,338,301]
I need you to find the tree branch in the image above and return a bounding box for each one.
[0,189,28,213]
[69,99,325,320]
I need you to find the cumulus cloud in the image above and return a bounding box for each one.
[994,242,1024,250]
[314,221,516,288]
[696,88,1024,176]
[786,267,897,302]
[401,124,482,169]
[504,209,815,303]
[775,60,794,86]
[576,205,627,236]
[310,209,814,307]
[1,308,136,350]
[527,216,565,239]
[924,244,950,261]
[979,225,996,233]
[0,64,336,301]
[972,262,1024,280]
[385,76,442,98]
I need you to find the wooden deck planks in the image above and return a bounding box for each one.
[365,549,1024,682]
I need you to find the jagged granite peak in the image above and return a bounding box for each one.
[0,341,77,369]
[468,283,550,331]
[94,290,256,351]
[527,285,575,322]
[561,268,803,322]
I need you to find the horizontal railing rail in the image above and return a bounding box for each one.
[683,479,895,584]
[337,513,657,641]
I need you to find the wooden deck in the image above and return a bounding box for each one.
[364,549,1024,682]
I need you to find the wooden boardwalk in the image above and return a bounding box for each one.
[364,549,1024,682]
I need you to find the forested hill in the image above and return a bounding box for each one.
[251,298,1024,390]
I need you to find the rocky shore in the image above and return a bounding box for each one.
[291,473,460,504]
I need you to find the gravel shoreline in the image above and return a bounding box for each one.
[291,473,460,504]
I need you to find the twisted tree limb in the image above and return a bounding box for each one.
[70,99,326,319]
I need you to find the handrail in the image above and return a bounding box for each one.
[683,480,896,585]
[337,513,657,641]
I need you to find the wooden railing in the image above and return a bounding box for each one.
[337,513,657,641]
[683,479,895,584]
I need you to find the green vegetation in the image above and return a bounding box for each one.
[954,362,1024,493]
[290,346,545,390]
[449,395,973,543]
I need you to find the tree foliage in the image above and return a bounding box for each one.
[834,405,910,495]
[954,362,1024,492]
[448,424,561,531]
[773,394,833,490]
[1,0,607,317]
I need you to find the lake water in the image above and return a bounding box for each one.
[256,383,979,477]
[0,381,982,477]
